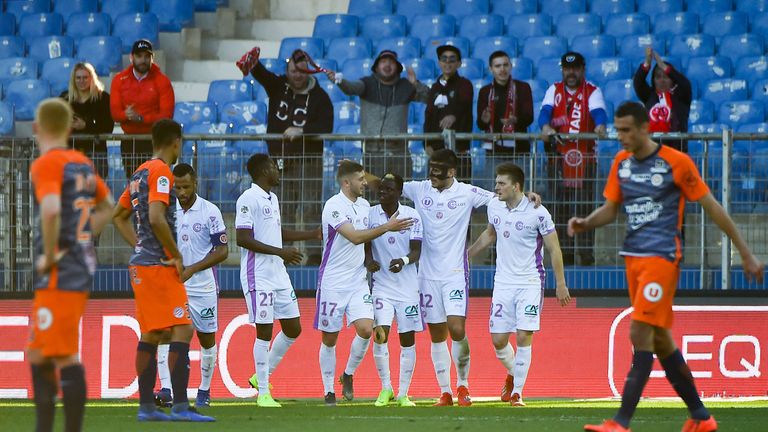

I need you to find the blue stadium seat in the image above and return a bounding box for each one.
[539,0,587,21]
[522,36,566,64]
[471,78,484,103]
[0,36,26,59]
[718,101,766,127]
[570,35,616,58]
[326,38,371,65]
[718,34,764,65]
[0,57,38,83]
[491,0,536,15]
[219,100,268,129]
[54,0,97,22]
[314,58,337,73]
[587,57,632,86]
[233,124,269,156]
[702,78,748,108]
[703,12,748,39]
[187,123,241,212]
[409,101,426,125]
[424,37,470,61]
[396,0,441,21]
[736,0,767,13]
[653,12,698,38]
[472,36,517,63]
[376,37,421,60]
[510,57,534,80]
[207,79,253,106]
[316,76,349,102]
[40,56,74,95]
[66,13,110,40]
[596,138,620,177]
[313,14,358,44]
[0,14,16,35]
[173,102,217,128]
[667,34,716,64]
[148,0,194,32]
[401,57,436,80]
[408,14,455,45]
[19,13,64,38]
[686,56,732,88]
[5,78,49,120]
[525,79,549,104]
[257,57,281,75]
[444,0,491,19]
[0,101,14,135]
[341,58,374,80]
[333,102,361,131]
[604,13,651,38]
[638,0,683,14]
[28,35,74,63]
[536,57,563,83]
[6,0,50,24]
[101,0,145,23]
[751,79,768,105]
[347,0,394,15]
[619,34,666,62]
[602,79,635,106]
[686,0,733,13]
[555,13,601,44]
[113,13,159,53]
[407,124,428,179]
[278,37,324,61]
[76,36,121,76]
[735,122,768,154]
[688,99,715,125]
[735,56,768,82]
[458,14,504,41]
[589,0,634,23]
[506,14,552,39]
[194,0,219,12]
[458,57,485,79]
[360,14,407,40]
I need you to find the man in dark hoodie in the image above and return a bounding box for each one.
[326,50,430,176]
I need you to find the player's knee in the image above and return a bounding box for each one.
[491,335,508,350]
[197,332,216,349]
[516,331,534,347]
[256,324,274,341]
[171,324,194,342]
[282,320,302,339]
[356,326,373,340]
[629,322,654,350]
[447,324,466,341]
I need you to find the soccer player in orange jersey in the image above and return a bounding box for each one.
[570,102,764,432]
[113,119,214,422]
[28,98,114,432]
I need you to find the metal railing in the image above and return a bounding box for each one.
[1,130,766,293]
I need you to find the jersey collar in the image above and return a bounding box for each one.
[251,182,272,200]
[176,194,201,212]
[507,196,530,212]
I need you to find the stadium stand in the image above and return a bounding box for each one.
[472,36,517,63]
[667,34,716,64]
[396,0,442,21]
[653,12,699,38]
[65,12,111,41]
[347,0,394,15]
[444,0,491,19]
[686,56,733,89]
[27,35,74,63]
[18,13,64,39]
[491,0,536,15]
[219,100,268,129]
[312,14,358,45]
[0,35,26,59]
[101,0,145,23]
[40,56,74,95]
[173,101,218,129]
[506,13,552,40]
[509,57,534,80]
[458,57,485,79]
[53,0,98,22]
[589,0,634,23]
[521,36,566,64]
[555,13,601,44]
[326,37,372,64]
[0,57,37,83]
[0,13,17,35]
[570,35,616,58]
[112,13,159,53]
[207,79,253,106]
[424,36,471,61]
[376,37,421,60]
[278,37,324,61]
[76,36,122,76]
[689,99,716,125]
[458,14,505,41]
[0,101,14,135]
[604,13,650,38]
[718,34,764,65]
[148,0,194,32]
[638,0,683,15]
[539,0,587,21]
[409,14,455,45]
[360,14,407,40]
[687,0,734,14]
[4,78,49,120]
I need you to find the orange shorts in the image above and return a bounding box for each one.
[28,289,88,358]
[625,256,680,329]
[129,265,191,333]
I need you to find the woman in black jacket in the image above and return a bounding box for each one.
[633,47,692,152]
[60,62,114,178]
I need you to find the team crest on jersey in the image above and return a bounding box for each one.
[651,159,669,173]
[436,211,444,219]
[651,174,664,187]
[503,231,510,238]
[405,305,419,317]
[363,217,369,225]
[515,221,524,230]
[193,223,202,232]
[564,149,583,167]
[387,237,396,244]
[182,234,189,242]
[538,216,545,223]
[157,176,170,193]
[422,197,433,207]
[173,307,184,318]
[36,307,53,330]
[492,215,501,225]
[449,289,463,300]
[263,206,273,217]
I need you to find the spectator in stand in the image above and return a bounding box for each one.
[539,51,608,266]
[633,47,692,153]
[326,50,430,175]
[60,62,113,179]
[110,39,175,177]
[476,50,534,184]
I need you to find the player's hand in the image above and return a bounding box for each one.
[161,256,184,279]
[35,250,67,275]
[125,105,140,122]
[388,258,405,273]
[501,115,517,126]
[283,126,303,141]
[313,227,322,240]
[567,216,589,237]
[236,46,260,76]
[439,115,456,130]
[374,326,387,344]
[365,260,381,273]
[644,46,653,67]
[556,283,571,307]
[594,124,607,137]
[480,107,491,125]
[653,50,666,69]
[525,192,542,208]
[385,211,414,232]
[741,253,765,284]
[180,266,195,282]
[72,116,86,131]
[280,247,304,265]
[406,66,417,84]
[325,70,336,82]
[540,124,556,141]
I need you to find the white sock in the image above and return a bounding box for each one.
[398,345,416,399]
[451,336,471,388]
[495,343,516,375]
[199,345,217,391]
[253,338,271,394]
[430,341,452,394]
[373,342,392,390]
[513,345,532,395]
[269,331,296,376]
[157,343,171,390]
[344,334,371,376]
[319,343,336,394]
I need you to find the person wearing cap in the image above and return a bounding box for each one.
[325,50,430,175]
[476,50,534,186]
[423,45,474,177]
[538,51,608,266]
[110,39,175,177]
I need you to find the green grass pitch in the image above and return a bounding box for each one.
[1,399,766,431]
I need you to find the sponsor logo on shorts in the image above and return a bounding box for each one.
[130,267,142,285]
[436,211,444,219]
[387,237,396,244]
[260,310,268,318]
[489,320,494,328]
[363,294,373,304]
[449,289,463,300]
[503,231,510,238]
[173,307,185,318]
[200,307,215,319]
[322,319,329,327]
[37,307,53,331]
[643,282,663,302]
[290,290,297,300]
[404,305,419,317]
[524,305,539,316]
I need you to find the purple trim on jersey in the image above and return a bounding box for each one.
[463,244,470,310]
[542,228,556,236]
[535,233,546,284]
[334,221,350,230]
[212,265,220,295]
[246,250,257,291]
[248,288,259,322]
[314,224,338,329]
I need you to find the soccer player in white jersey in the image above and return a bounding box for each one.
[317,160,412,406]
[235,154,320,408]
[364,173,423,408]
[468,162,570,407]
[153,164,229,408]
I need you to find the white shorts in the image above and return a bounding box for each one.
[419,278,468,324]
[187,291,218,333]
[314,284,374,333]
[489,284,543,333]
[244,287,301,325]
[374,294,423,334]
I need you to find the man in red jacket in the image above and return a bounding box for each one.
[111,39,175,177]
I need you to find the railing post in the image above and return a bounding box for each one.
[721,128,732,290]
[442,129,456,152]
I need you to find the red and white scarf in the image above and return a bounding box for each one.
[488,81,516,133]
[551,81,597,188]
[648,91,673,133]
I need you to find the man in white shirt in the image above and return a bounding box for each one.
[364,173,422,408]
[235,154,320,408]
[154,163,229,408]
[468,162,570,407]
[317,160,412,406]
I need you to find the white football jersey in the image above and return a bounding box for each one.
[403,179,493,281]
[176,195,227,294]
[318,192,371,291]
[235,183,293,293]
[487,196,556,287]
[368,203,422,297]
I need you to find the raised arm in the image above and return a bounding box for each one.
[336,211,413,245]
